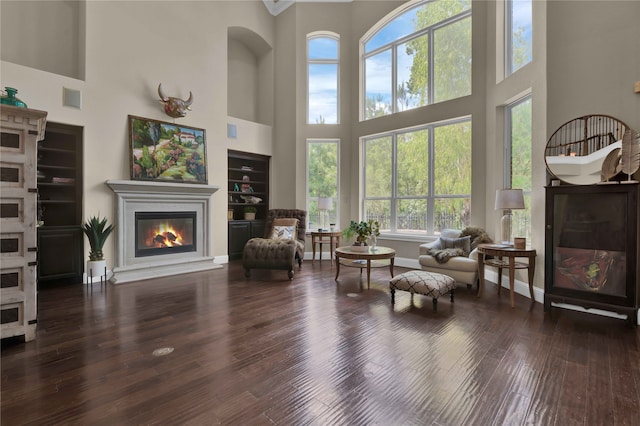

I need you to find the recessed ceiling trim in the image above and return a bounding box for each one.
[263,0,353,17]
[263,0,295,16]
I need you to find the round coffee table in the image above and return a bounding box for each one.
[334,246,395,289]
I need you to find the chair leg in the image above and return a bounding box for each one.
[450,288,455,303]
[390,288,395,305]
[244,268,251,278]
[288,269,294,280]
[433,297,438,311]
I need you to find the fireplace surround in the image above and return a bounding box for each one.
[106,180,221,283]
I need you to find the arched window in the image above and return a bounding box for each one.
[361,0,471,120]
[307,32,339,124]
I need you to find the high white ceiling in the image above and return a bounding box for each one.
[262,0,353,16]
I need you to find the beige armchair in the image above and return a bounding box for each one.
[418,228,492,288]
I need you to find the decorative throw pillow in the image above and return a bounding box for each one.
[270,225,296,241]
[271,218,299,240]
[439,235,471,256]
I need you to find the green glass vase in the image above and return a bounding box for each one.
[0,87,28,108]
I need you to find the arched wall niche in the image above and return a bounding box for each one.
[227,26,274,126]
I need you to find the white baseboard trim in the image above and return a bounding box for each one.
[549,302,639,325]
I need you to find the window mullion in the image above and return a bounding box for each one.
[391,133,398,233]
[506,0,513,76]
[426,126,435,233]
[428,29,434,105]
[392,45,398,114]
[504,107,513,188]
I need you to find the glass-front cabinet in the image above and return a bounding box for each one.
[544,184,639,325]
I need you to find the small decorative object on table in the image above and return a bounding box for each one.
[342,219,380,251]
[0,87,28,108]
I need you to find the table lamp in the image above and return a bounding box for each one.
[318,197,333,230]
[495,189,524,244]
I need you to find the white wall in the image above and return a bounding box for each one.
[547,0,640,132]
[0,0,84,79]
[1,0,275,266]
[228,38,260,123]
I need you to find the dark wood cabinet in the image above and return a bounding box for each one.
[228,220,266,260]
[228,150,269,260]
[545,184,639,325]
[37,122,83,284]
[37,226,83,284]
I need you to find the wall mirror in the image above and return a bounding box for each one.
[545,115,631,185]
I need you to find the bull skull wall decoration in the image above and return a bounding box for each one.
[158,83,193,118]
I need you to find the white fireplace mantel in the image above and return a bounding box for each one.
[106,179,221,284]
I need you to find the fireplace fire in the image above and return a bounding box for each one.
[135,212,197,257]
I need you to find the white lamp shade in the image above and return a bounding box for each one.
[318,197,333,211]
[495,189,525,210]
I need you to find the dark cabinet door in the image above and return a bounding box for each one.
[37,226,83,285]
[251,221,266,239]
[544,184,639,325]
[228,221,251,260]
[228,220,266,260]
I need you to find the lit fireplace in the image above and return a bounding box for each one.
[107,180,221,284]
[135,212,197,257]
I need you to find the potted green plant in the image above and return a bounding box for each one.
[81,215,114,278]
[342,220,380,251]
[244,206,257,220]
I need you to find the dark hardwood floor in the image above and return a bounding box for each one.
[2,260,639,425]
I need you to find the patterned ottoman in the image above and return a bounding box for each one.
[390,270,455,311]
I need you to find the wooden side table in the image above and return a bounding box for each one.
[311,231,341,263]
[477,243,537,308]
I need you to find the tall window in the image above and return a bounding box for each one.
[307,33,339,124]
[363,117,471,235]
[307,139,339,229]
[506,0,532,75]
[505,95,532,240]
[362,0,472,120]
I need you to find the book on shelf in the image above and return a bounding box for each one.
[51,177,75,184]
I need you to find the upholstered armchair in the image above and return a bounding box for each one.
[264,209,306,265]
[418,228,492,288]
[242,209,307,280]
